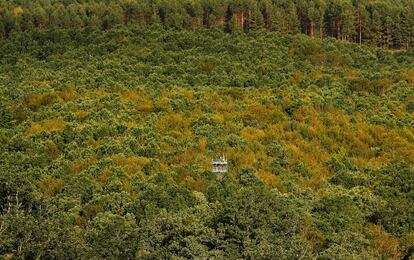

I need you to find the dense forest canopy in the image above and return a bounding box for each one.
[1,26,414,258]
[1,0,414,49]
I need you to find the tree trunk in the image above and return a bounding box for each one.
[240,11,244,30]
[310,21,315,37]
[244,10,250,32]
[203,11,210,28]
[358,12,362,45]
[337,21,341,40]
[320,19,323,39]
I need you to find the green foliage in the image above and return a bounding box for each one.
[0,27,413,258]
[0,0,413,48]
[86,212,138,258]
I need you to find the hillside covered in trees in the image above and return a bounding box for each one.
[1,0,414,49]
[1,26,414,259]
[2,0,414,255]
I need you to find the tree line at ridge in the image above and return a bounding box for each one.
[1,0,414,49]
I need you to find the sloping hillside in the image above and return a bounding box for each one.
[1,28,414,259]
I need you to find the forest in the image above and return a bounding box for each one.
[1,2,414,260]
[0,0,414,49]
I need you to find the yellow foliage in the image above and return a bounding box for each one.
[345,68,360,79]
[42,119,65,132]
[257,170,283,190]
[294,106,319,124]
[298,123,318,140]
[98,168,112,184]
[71,159,96,175]
[309,71,323,81]
[120,90,140,102]
[13,7,23,15]
[38,176,65,197]
[301,174,326,191]
[288,70,304,85]
[125,121,137,129]
[27,119,66,135]
[24,93,57,111]
[135,100,154,113]
[60,90,76,102]
[283,130,303,142]
[111,155,150,176]
[27,123,43,135]
[213,97,234,113]
[160,142,177,154]
[156,113,188,133]
[267,123,285,138]
[401,70,414,83]
[211,113,224,124]
[76,110,89,120]
[399,127,414,143]
[3,253,14,260]
[369,225,402,259]
[228,148,256,173]
[176,150,199,164]
[180,88,194,100]
[301,216,325,252]
[382,133,414,164]
[59,83,77,102]
[242,104,276,125]
[90,89,109,98]
[240,127,266,141]
[199,138,207,153]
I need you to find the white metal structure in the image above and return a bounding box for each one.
[212,154,228,174]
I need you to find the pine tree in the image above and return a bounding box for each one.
[286,2,300,34]
[249,3,264,31]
